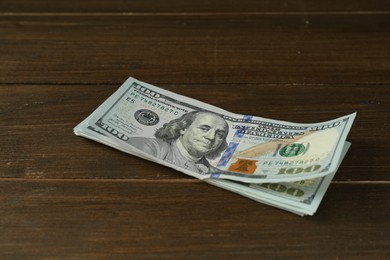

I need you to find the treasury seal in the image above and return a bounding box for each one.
[279,143,305,157]
[134,109,159,126]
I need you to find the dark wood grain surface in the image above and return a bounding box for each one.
[1,1,389,258]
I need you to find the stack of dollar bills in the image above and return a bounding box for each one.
[74,77,356,216]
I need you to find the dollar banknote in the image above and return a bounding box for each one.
[74,77,355,215]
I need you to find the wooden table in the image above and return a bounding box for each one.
[1,1,389,258]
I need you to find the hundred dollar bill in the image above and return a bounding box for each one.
[74,114,350,216]
[75,77,355,184]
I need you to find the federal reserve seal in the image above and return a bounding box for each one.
[134,109,159,126]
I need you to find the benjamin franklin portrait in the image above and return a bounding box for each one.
[128,111,229,175]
